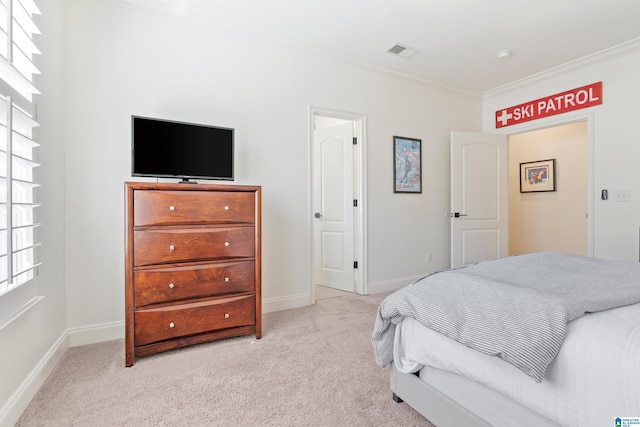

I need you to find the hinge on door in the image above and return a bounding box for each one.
[354,261,358,269]
[353,199,358,207]
[353,137,357,145]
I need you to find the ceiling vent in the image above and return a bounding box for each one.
[387,43,420,59]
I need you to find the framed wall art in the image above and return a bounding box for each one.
[394,136,422,193]
[520,159,556,193]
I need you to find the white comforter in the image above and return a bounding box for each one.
[373,252,640,382]
[394,301,640,427]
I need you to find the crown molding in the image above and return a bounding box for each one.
[97,0,639,100]
[485,37,640,98]
[94,0,483,99]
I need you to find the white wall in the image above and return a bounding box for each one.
[0,0,68,425]
[4,2,639,424]
[508,122,588,255]
[484,42,640,261]
[0,1,479,421]
[62,0,481,333]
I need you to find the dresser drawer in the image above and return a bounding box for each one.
[134,260,255,306]
[134,227,254,266]
[134,295,255,346]
[134,191,255,226]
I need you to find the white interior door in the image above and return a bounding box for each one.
[451,131,508,268]
[312,122,355,293]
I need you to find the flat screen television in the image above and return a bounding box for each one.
[131,115,234,182]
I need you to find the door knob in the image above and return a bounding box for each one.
[314,212,321,218]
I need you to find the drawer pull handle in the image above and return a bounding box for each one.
[169,245,175,252]
[224,205,230,211]
[169,205,175,211]
[224,277,230,282]
[169,283,175,289]
[224,313,230,319]
[224,241,230,247]
[169,322,175,328]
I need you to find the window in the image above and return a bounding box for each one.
[0,0,40,296]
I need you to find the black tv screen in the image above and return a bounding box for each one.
[131,116,234,181]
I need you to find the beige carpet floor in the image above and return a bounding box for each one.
[16,293,435,426]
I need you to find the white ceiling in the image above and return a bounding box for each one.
[120,0,640,94]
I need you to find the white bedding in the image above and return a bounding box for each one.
[393,301,640,427]
[374,252,640,382]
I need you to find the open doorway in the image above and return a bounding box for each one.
[450,118,592,267]
[508,120,589,256]
[309,107,367,302]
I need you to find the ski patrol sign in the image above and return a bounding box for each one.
[495,82,602,128]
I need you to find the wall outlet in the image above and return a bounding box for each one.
[426,252,432,263]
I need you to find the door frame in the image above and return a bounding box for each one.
[309,106,368,303]
[494,111,594,256]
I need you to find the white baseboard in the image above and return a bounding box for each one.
[67,321,124,347]
[0,282,410,426]
[367,274,424,295]
[262,292,311,313]
[0,321,124,427]
[63,297,317,347]
[62,297,316,346]
[0,332,68,427]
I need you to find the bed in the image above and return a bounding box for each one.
[372,252,640,427]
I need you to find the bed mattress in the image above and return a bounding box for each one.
[393,301,640,427]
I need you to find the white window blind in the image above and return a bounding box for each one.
[0,0,40,296]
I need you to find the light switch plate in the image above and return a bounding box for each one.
[613,190,631,202]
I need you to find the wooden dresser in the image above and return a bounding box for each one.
[124,182,261,366]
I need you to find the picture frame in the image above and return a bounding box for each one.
[394,136,422,193]
[520,159,556,193]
